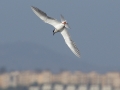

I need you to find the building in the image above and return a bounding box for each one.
[0,70,120,89]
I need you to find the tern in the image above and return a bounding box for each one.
[31,6,80,58]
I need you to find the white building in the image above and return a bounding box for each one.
[54,84,63,90]
[77,85,87,90]
[89,85,99,90]
[66,85,76,90]
[102,85,112,90]
[42,84,52,90]
[114,88,120,90]
[29,86,40,90]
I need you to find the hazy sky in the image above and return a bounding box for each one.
[0,1,120,72]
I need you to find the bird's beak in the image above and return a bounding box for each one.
[53,30,55,35]
[53,32,55,35]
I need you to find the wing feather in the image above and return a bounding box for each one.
[31,6,60,28]
[61,28,80,58]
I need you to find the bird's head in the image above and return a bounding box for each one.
[62,21,67,25]
[62,21,70,29]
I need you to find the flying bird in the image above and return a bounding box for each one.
[31,6,80,58]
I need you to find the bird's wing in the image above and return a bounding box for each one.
[61,28,80,58]
[31,6,60,28]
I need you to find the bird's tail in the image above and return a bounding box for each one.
[60,15,70,29]
[60,15,66,22]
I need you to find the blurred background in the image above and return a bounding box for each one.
[0,0,120,90]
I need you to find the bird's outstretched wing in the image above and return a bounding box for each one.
[61,28,80,58]
[31,6,60,28]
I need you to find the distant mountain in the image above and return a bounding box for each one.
[0,42,112,73]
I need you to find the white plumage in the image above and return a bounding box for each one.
[31,6,80,58]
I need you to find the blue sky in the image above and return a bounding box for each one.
[0,1,120,72]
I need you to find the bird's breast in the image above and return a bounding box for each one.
[56,23,64,32]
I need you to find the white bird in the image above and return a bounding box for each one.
[31,6,80,58]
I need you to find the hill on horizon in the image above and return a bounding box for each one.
[0,42,119,73]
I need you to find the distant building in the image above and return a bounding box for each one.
[77,85,87,90]
[37,71,52,84]
[0,70,120,89]
[53,84,64,90]
[114,88,120,90]
[29,86,40,90]
[65,85,76,90]
[0,71,19,88]
[102,85,112,90]
[89,85,100,90]
[59,71,71,84]
[18,71,38,86]
[42,84,52,90]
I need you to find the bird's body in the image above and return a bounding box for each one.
[54,23,65,32]
[31,6,80,58]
